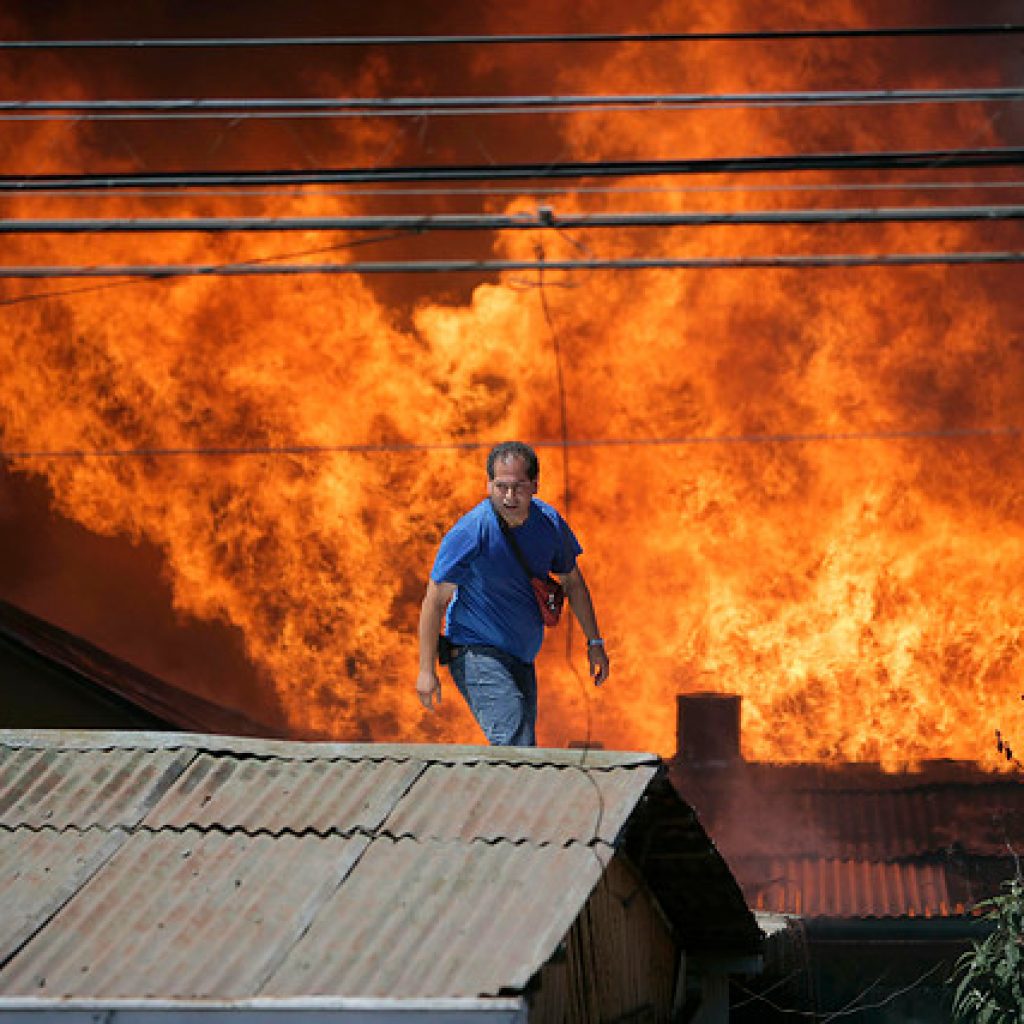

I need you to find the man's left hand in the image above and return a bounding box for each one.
[588,645,610,687]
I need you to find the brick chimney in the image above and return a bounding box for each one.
[675,692,742,766]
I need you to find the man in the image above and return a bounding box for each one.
[416,440,610,746]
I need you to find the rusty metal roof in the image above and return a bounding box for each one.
[266,839,608,998]
[740,858,959,918]
[383,761,654,845]
[0,730,760,1002]
[142,752,424,834]
[0,830,369,998]
[0,745,191,830]
[0,828,126,963]
[740,773,1024,860]
[671,758,1024,921]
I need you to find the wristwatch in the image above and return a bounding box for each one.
[587,637,605,648]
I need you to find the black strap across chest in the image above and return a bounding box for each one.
[496,511,539,581]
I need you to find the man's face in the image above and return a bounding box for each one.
[487,455,537,527]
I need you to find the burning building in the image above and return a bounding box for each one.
[672,692,1024,1020]
[0,1,1023,769]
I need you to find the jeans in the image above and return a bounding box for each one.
[449,645,537,746]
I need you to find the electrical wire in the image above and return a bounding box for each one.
[2,26,1022,48]
[1,252,1023,278]
[0,229,422,308]
[4,205,1024,233]
[530,245,604,763]
[2,425,1020,462]
[3,88,1022,120]
[4,179,1024,201]
[3,148,1022,190]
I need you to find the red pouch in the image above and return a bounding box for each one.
[531,575,565,627]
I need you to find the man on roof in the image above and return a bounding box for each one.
[416,440,610,746]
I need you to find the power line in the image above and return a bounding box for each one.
[4,179,1024,201]
[1,252,1023,278]
[3,148,1023,190]
[2,425,1019,462]
[5,205,1024,234]
[2,26,1022,48]
[0,231,418,308]
[3,88,1022,120]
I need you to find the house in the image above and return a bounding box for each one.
[0,729,763,1022]
[669,693,1023,1022]
[0,597,283,737]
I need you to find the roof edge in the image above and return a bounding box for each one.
[0,598,284,739]
[0,729,660,768]
[0,996,527,1011]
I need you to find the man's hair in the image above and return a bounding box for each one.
[487,440,540,481]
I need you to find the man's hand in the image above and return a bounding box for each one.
[416,580,456,714]
[416,668,442,710]
[588,644,610,687]
[560,566,609,686]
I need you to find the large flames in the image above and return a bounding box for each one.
[1,2,1023,765]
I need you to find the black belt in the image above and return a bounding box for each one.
[445,642,530,667]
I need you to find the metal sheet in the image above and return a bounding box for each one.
[0,828,128,962]
[265,838,608,999]
[143,754,424,834]
[0,746,193,830]
[799,784,1024,859]
[0,830,368,998]
[0,731,658,769]
[678,761,1024,860]
[0,733,754,1003]
[384,762,656,845]
[744,858,954,918]
[0,997,527,1023]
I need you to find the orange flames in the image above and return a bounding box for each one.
[1,3,1023,765]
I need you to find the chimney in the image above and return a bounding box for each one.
[676,692,742,766]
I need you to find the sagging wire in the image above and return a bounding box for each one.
[5,147,1023,190]
[3,178,1024,201]
[729,968,808,1009]
[2,87,1023,120]
[730,961,945,1020]
[4,251,1024,280]
[534,244,574,519]
[2,425,1022,462]
[529,241,610,863]
[8,203,1024,232]
[0,228,424,308]
[3,25,1023,49]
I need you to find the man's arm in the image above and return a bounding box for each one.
[416,579,457,710]
[559,566,610,686]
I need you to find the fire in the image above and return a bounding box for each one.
[1,3,1023,765]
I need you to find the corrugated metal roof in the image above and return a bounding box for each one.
[383,761,656,844]
[0,731,760,1002]
[0,828,127,962]
[265,839,607,998]
[675,762,1024,861]
[0,830,368,998]
[0,730,658,768]
[768,784,1024,859]
[142,753,424,834]
[671,757,1024,921]
[741,858,957,918]
[0,746,191,829]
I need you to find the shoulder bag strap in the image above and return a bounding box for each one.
[495,509,538,581]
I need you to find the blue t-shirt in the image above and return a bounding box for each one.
[431,498,582,664]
